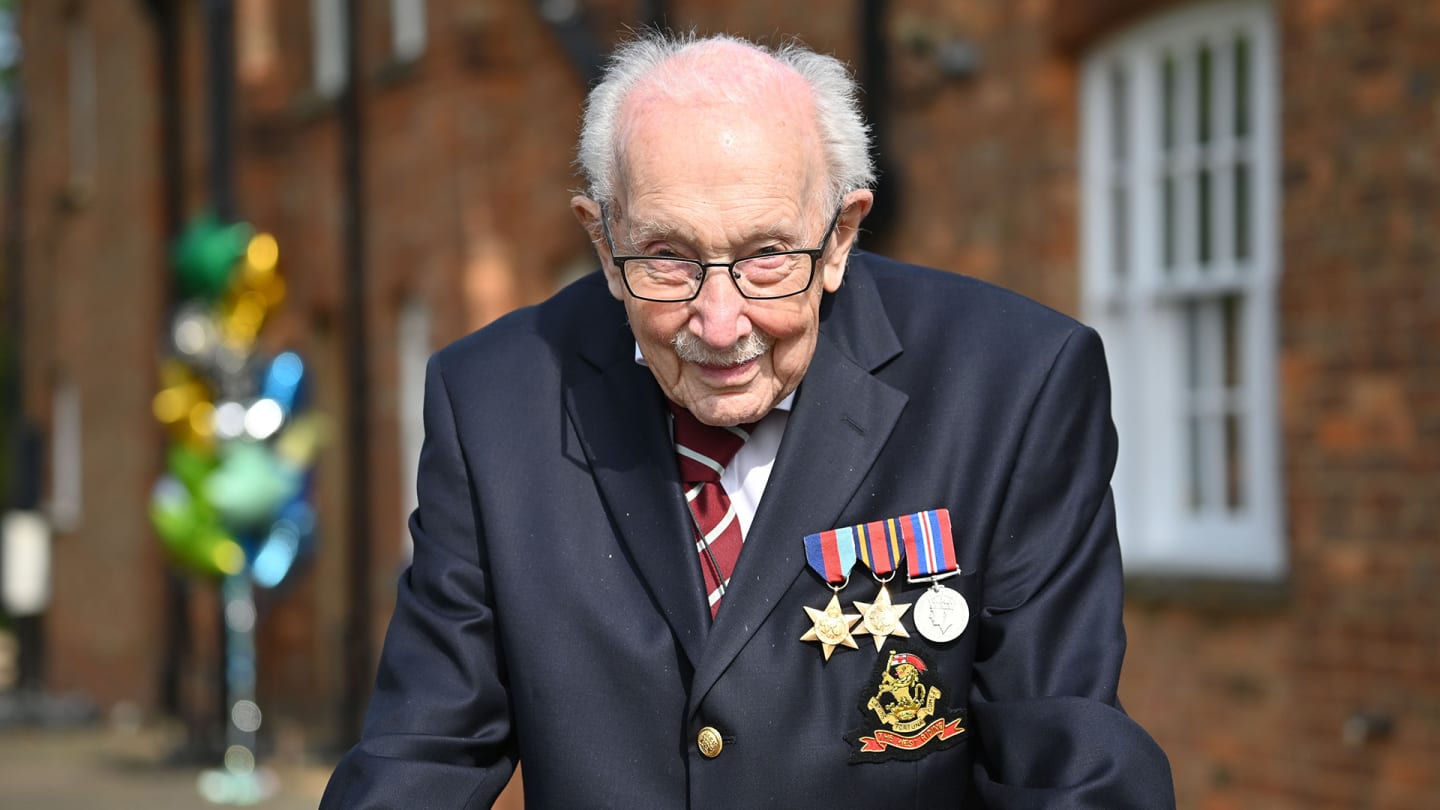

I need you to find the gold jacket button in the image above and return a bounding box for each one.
[697,726,723,758]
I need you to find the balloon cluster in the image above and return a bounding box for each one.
[149,215,321,588]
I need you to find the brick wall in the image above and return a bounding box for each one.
[16,0,169,711]
[11,1,1438,807]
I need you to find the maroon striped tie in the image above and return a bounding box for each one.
[670,404,754,618]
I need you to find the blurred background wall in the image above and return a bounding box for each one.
[0,1,1435,807]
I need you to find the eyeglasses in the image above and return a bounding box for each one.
[600,208,842,302]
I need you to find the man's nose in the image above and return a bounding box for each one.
[688,268,751,347]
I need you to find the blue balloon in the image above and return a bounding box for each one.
[260,351,306,415]
[251,494,317,589]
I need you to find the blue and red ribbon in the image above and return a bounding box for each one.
[808,509,955,584]
[900,508,957,579]
[804,526,859,585]
[856,519,904,577]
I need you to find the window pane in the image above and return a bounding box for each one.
[393,0,427,61]
[1198,169,1213,267]
[1223,294,1242,388]
[1197,43,1212,145]
[1234,161,1251,262]
[1110,64,1128,160]
[68,18,98,184]
[1225,412,1245,511]
[1163,174,1176,271]
[1234,35,1250,138]
[1185,301,1202,391]
[1162,54,1176,152]
[1187,415,1204,512]
[312,0,347,97]
[1111,185,1128,278]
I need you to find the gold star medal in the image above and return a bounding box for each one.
[801,527,863,660]
[851,518,912,648]
[852,582,912,650]
[800,593,862,660]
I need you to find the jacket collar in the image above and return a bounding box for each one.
[565,254,907,686]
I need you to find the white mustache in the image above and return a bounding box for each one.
[672,330,773,366]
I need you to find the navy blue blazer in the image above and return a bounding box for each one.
[322,252,1175,808]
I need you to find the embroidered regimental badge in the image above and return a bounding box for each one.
[845,648,966,763]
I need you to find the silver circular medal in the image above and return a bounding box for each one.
[914,584,969,643]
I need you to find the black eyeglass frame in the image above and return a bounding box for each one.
[599,206,844,302]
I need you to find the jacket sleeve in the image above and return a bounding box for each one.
[321,354,516,809]
[968,326,1175,809]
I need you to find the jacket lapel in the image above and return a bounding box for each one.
[565,308,712,670]
[689,256,908,711]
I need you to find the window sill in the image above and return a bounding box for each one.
[1124,573,1290,613]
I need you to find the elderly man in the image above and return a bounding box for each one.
[323,32,1174,809]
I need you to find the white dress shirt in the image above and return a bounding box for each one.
[638,345,791,539]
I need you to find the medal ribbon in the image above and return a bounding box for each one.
[803,526,859,585]
[901,509,958,580]
[855,519,905,577]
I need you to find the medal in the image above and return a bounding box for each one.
[800,593,862,660]
[801,526,862,660]
[899,509,969,644]
[851,519,912,650]
[852,583,911,650]
[914,583,968,642]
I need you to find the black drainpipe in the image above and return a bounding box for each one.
[858,0,899,246]
[201,0,237,752]
[142,0,192,730]
[338,0,374,749]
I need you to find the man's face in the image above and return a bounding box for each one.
[574,93,871,427]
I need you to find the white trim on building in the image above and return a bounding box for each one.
[1080,0,1285,578]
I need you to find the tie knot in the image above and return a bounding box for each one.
[669,402,753,484]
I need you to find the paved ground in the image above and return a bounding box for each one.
[0,723,333,810]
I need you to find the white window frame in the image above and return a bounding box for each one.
[391,0,427,63]
[396,298,432,560]
[67,13,97,189]
[50,378,83,532]
[311,0,347,98]
[1080,0,1285,579]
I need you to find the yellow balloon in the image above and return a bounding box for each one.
[189,401,216,440]
[153,387,191,425]
[258,274,287,309]
[160,359,194,388]
[213,539,248,576]
[246,233,279,275]
[276,413,328,468]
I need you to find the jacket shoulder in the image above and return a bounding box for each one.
[434,270,621,374]
[857,251,1084,337]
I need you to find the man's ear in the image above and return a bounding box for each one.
[571,195,626,301]
[820,189,874,293]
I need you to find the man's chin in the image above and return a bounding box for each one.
[681,390,775,427]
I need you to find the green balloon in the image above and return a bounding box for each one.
[150,476,199,548]
[151,476,236,579]
[167,443,218,497]
[204,441,301,531]
[171,214,255,301]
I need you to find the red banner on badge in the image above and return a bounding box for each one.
[857,717,966,753]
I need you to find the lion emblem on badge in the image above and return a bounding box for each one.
[847,648,966,763]
[867,651,940,732]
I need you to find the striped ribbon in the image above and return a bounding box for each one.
[900,508,957,580]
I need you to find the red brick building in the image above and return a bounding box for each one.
[3,1,1436,807]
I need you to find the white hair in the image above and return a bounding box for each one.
[575,32,876,211]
